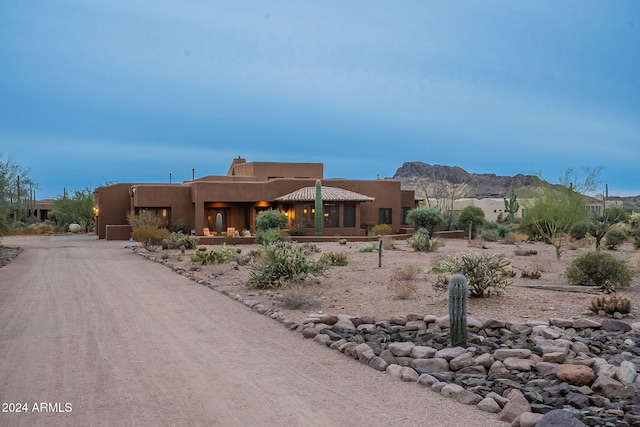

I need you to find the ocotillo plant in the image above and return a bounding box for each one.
[315,179,323,236]
[448,274,469,347]
[216,212,223,236]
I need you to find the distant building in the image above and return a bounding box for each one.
[433,194,625,223]
[12,199,53,222]
[94,157,417,240]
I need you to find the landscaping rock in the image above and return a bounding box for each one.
[478,397,501,413]
[498,389,531,423]
[555,364,595,386]
[535,409,587,427]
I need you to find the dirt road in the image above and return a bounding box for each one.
[0,235,500,426]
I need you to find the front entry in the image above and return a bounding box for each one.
[205,208,229,235]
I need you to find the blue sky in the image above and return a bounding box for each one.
[1,1,639,199]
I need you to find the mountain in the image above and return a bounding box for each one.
[392,162,541,198]
[392,162,640,211]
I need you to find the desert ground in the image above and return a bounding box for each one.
[0,234,505,427]
[164,236,640,326]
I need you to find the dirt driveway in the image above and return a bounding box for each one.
[0,235,500,427]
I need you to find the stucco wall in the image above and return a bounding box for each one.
[95,183,135,239]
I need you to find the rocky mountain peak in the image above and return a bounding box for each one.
[392,162,541,198]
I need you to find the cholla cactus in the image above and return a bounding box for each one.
[448,274,469,347]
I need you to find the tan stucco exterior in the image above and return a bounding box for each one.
[95,157,417,240]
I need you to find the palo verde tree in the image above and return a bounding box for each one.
[522,168,597,259]
[458,206,485,241]
[406,207,445,236]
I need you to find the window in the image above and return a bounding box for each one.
[378,208,392,225]
[343,204,356,227]
[303,204,315,227]
[324,203,339,228]
[401,207,411,226]
[137,207,170,228]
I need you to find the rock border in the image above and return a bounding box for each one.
[135,248,640,427]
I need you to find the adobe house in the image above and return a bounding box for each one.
[95,157,417,240]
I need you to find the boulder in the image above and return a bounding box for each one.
[535,409,587,427]
[493,348,532,361]
[591,376,623,395]
[555,364,595,386]
[412,357,449,373]
[477,397,501,413]
[498,389,531,423]
[388,341,415,357]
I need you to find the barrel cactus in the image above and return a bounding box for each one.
[448,274,469,347]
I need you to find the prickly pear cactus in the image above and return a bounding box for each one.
[448,273,469,347]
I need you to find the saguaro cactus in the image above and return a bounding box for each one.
[448,274,469,347]
[503,188,520,221]
[216,212,223,236]
[315,180,323,236]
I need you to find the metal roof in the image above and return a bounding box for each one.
[275,186,375,202]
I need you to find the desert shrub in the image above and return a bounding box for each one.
[428,252,513,297]
[190,245,240,264]
[565,251,632,287]
[387,281,418,300]
[570,221,593,240]
[407,230,442,252]
[589,294,632,315]
[391,264,420,281]
[514,246,538,256]
[407,228,431,251]
[7,221,59,235]
[278,288,321,310]
[168,231,199,249]
[566,236,594,250]
[483,221,510,238]
[131,225,170,252]
[255,228,291,245]
[256,209,288,231]
[247,243,328,289]
[480,228,500,242]
[170,218,189,234]
[603,228,628,250]
[381,236,397,250]
[210,245,240,263]
[289,223,306,236]
[320,252,348,266]
[405,207,445,235]
[371,224,392,235]
[127,210,163,229]
[634,229,640,250]
[359,242,380,253]
[499,233,518,245]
